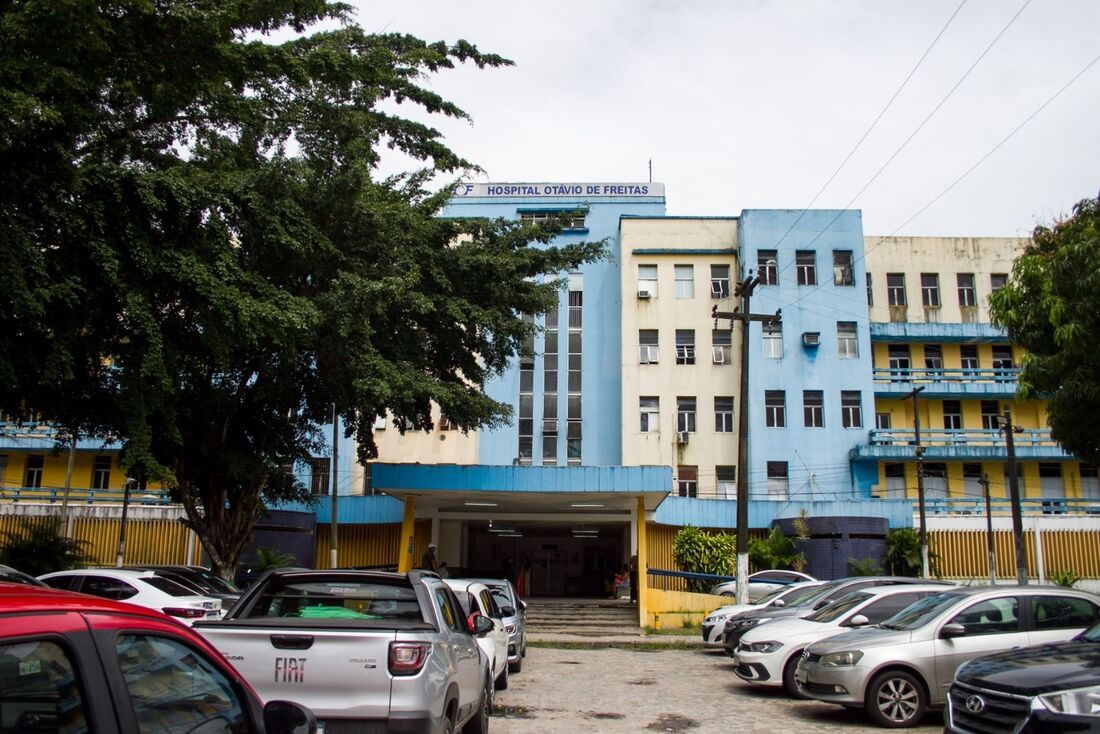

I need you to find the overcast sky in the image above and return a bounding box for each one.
[349,0,1099,237]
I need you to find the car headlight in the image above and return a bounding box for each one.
[819,651,863,667]
[705,614,729,624]
[740,640,783,653]
[1037,686,1100,716]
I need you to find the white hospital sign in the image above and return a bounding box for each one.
[453,182,665,198]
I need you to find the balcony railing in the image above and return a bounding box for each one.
[868,427,1059,449]
[0,486,172,505]
[873,367,1019,385]
[924,497,1100,516]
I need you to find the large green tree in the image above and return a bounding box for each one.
[0,1,604,576]
[989,194,1100,466]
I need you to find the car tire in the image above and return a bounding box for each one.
[463,676,491,734]
[442,710,456,734]
[864,670,926,728]
[508,655,523,674]
[721,591,734,597]
[781,652,806,699]
[495,662,509,690]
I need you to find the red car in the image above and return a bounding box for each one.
[0,581,316,734]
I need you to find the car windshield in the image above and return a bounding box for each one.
[144,576,203,597]
[878,590,966,630]
[807,591,871,623]
[188,568,240,594]
[791,580,846,608]
[1078,621,1100,643]
[244,578,423,621]
[778,583,825,606]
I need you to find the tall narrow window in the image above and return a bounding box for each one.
[762,321,783,359]
[716,466,736,499]
[981,400,1000,430]
[567,280,582,465]
[675,330,696,365]
[884,463,906,498]
[640,397,660,433]
[924,345,943,378]
[943,400,962,430]
[91,455,112,490]
[543,305,559,465]
[767,462,789,499]
[876,413,893,429]
[837,322,858,358]
[638,264,658,297]
[957,273,976,307]
[841,391,862,428]
[992,345,1014,382]
[568,286,583,329]
[963,463,983,499]
[960,344,978,372]
[309,457,330,495]
[674,264,694,299]
[639,329,659,364]
[833,251,854,286]
[677,465,698,498]
[710,264,731,298]
[803,391,824,428]
[887,273,907,306]
[765,390,786,428]
[714,397,734,432]
[920,273,941,307]
[712,329,732,365]
[518,315,535,465]
[676,397,697,433]
[924,463,948,499]
[24,455,44,488]
[758,250,778,285]
[796,251,817,286]
[888,344,911,381]
[866,273,874,306]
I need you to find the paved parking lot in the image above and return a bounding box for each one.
[493,646,943,733]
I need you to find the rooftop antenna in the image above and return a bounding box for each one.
[648,158,652,183]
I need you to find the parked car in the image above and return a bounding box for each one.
[38,567,223,625]
[945,618,1100,733]
[722,576,954,655]
[195,568,493,734]
[733,584,947,695]
[127,563,242,607]
[0,581,316,733]
[446,578,510,694]
[0,563,46,586]
[703,581,824,645]
[710,569,818,601]
[796,585,1100,728]
[465,576,528,672]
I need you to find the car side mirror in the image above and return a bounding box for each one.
[467,612,494,636]
[518,599,528,612]
[772,599,786,608]
[846,614,869,627]
[940,622,967,639]
[813,599,829,610]
[500,606,516,616]
[264,700,318,734]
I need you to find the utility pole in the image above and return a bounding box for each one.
[904,386,930,578]
[980,473,995,584]
[331,403,339,570]
[115,477,135,567]
[1001,409,1028,584]
[712,265,780,606]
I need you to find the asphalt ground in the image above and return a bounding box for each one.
[491,645,944,733]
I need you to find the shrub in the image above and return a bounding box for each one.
[748,526,806,571]
[848,557,881,576]
[1050,569,1080,588]
[0,518,92,575]
[672,527,735,592]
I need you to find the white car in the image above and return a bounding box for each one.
[444,578,510,696]
[38,567,222,625]
[710,570,817,601]
[733,584,947,696]
[702,580,824,644]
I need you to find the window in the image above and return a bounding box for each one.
[81,575,138,600]
[674,264,694,299]
[710,264,731,298]
[518,395,533,465]
[957,273,976,307]
[925,344,943,377]
[960,344,979,371]
[640,397,660,433]
[924,462,948,499]
[520,209,586,229]
[92,455,112,490]
[767,462,789,499]
[992,345,1014,381]
[888,344,911,381]
[866,272,873,306]
[887,273,907,306]
[943,400,962,430]
[885,463,905,499]
[758,250,778,285]
[675,330,696,365]
[0,641,89,732]
[949,597,1020,636]
[677,397,697,432]
[716,465,736,499]
[803,391,824,428]
[841,391,862,428]
[963,463,983,498]
[544,308,559,465]
[762,321,783,359]
[715,397,734,432]
[990,273,1008,291]
[765,391,786,428]
[796,251,816,286]
[677,465,698,498]
[981,400,1000,430]
[833,251,854,285]
[921,273,941,307]
[837,322,858,358]
[712,329,732,365]
[23,454,44,488]
[639,329,659,364]
[1081,464,1099,500]
[1032,596,1098,631]
[568,286,582,329]
[638,264,658,296]
[310,457,330,495]
[876,413,892,429]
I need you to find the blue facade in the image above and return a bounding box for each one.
[737,210,879,500]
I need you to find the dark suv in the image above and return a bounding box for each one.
[946,619,1100,733]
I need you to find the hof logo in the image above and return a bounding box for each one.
[964,694,985,714]
[454,183,475,196]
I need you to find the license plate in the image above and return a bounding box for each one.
[205,610,220,618]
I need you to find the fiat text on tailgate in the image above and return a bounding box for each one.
[195,568,493,734]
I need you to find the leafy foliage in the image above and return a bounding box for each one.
[847,557,882,576]
[989,195,1100,465]
[672,526,735,592]
[256,547,297,571]
[0,2,603,577]
[1049,569,1080,588]
[748,526,806,571]
[883,528,924,577]
[0,519,92,575]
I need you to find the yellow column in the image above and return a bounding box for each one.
[636,495,648,628]
[397,496,417,573]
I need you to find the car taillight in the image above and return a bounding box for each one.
[162,607,206,619]
[389,642,431,676]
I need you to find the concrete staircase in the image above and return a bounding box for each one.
[524,598,644,640]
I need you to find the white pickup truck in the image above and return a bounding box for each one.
[195,568,493,734]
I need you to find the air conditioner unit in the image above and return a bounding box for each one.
[802,332,821,347]
[676,431,690,445]
[637,288,652,299]
[712,347,727,365]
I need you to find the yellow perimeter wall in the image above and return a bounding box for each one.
[0,515,200,566]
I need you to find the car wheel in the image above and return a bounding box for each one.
[495,662,509,691]
[781,652,806,699]
[442,710,456,734]
[508,655,523,674]
[462,676,491,734]
[865,670,926,728]
[721,591,734,597]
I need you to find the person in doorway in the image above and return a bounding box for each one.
[629,555,638,602]
[518,555,532,599]
[420,543,438,573]
[501,556,515,584]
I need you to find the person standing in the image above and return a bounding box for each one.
[420,543,438,573]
